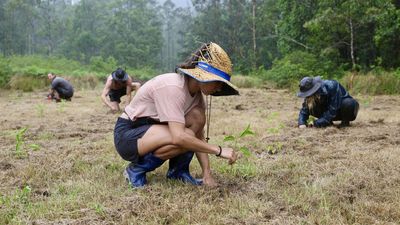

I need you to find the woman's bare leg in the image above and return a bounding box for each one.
[137,106,205,159]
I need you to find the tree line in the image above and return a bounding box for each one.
[0,0,399,80]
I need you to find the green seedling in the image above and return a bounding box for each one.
[15,128,28,158]
[91,203,106,215]
[266,142,283,154]
[223,124,255,157]
[14,128,40,158]
[307,116,316,126]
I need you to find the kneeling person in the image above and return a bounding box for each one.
[297,76,359,128]
[47,73,74,102]
[101,68,141,113]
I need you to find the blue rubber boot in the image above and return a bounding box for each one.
[124,152,165,188]
[166,151,202,185]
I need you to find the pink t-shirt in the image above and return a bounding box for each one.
[124,73,205,124]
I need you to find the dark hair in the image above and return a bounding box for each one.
[175,43,211,72]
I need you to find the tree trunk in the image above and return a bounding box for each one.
[349,18,356,90]
[252,0,257,70]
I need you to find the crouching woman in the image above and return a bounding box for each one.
[114,42,239,188]
[297,76,359,128]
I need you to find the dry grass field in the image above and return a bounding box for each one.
[0,87,399,224]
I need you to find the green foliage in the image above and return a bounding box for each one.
[0,185,32,224]
[89,56,118,74]
[307,116,317,126]
[14,128,40,158]
[266,142,283,155]
[341,71,400,95]
[231,75,264,88]
[0,56,12,87]
[15,128,28,158]
[260,51,337,88]
[223,124,255,158]
[218,124,258,178]
[8,75,47,92]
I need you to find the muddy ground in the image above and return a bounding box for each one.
[0,87,399,224]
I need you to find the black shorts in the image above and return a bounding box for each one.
[109,88,127,103]
[55,88,73,99]
[114,117,151,163]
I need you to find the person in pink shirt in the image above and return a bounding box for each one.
[114,42,239,187]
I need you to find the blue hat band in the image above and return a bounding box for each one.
[197,62,231,81]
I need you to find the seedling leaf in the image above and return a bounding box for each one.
[223,135,235,142]
[239,146,251,157]
[239,124,255,138]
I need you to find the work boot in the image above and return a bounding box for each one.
[339,120,350,128]
[166,151,202,185]
[124,152,165,188]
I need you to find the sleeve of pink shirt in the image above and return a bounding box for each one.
[153,85,186,124]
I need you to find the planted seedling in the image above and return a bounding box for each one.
[14,128,40,158]
[223,124,255,157]
[220,125,257,178]
[307,116,316,126]
[15,128,28,158]
[266,142,283,154]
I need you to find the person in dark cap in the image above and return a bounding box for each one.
[47,73,74,102]
[297,76,359,128]
[101,68,141,113]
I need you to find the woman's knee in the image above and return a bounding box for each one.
[341,98,359,121]
[185,107,206,129]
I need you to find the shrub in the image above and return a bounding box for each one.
[258,51,342,88]
[341,71,400,95]
[0,57,12,87]
[231,75,264,88]
[8,75,48,92]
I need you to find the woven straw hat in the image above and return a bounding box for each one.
[177,42,239,96]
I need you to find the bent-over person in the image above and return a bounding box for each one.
[101,68,141,113]
[47,73,74,102]
[297,76,359,128]
[114,42,239,188]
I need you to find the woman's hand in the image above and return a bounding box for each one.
[220,147,237,165]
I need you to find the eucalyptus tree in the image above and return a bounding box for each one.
[104,0,163,69]
[0,0,39,55]
[374,0,400,68]
[304,0,393,70]
[160,0,179,71]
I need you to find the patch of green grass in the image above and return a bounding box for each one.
[231,75,264,88]
[216,159,258,179]
[341,71,400,95]
[0,185,32,224]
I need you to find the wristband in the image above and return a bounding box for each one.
[216,146,222,157]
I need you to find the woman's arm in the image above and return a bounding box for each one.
[168,121,237,163]
[298,100,310,127]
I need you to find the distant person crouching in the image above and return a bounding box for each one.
[101,68,141,113]
[47,73,74,102]
[297,76,359,128]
